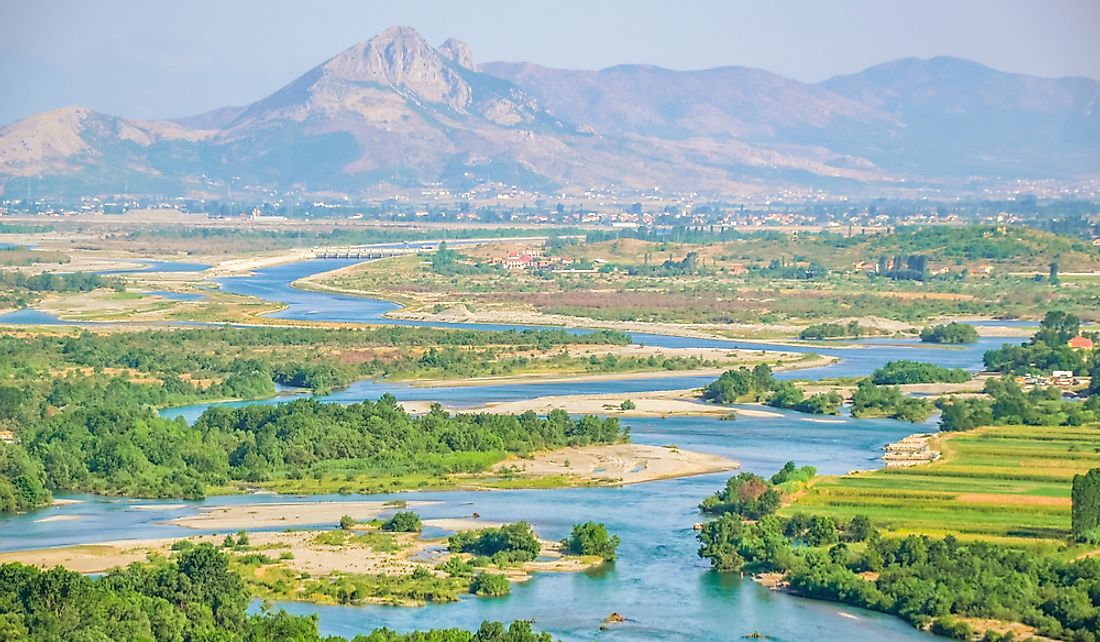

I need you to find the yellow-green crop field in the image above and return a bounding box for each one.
[785,424,1100,547]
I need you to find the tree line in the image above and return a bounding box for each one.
[0,545,554,641]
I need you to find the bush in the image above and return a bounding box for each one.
[930,616,975,639]
[339,515,356,530]
[439,556,474,577]
[770,461,816,486]
[448,522,541,565]
[382,511,423,533]
[619,399,636,410]
[560,522,621,561]
[850,380,933,422]
[920,322,978,344]
[800,321,865,340]
[700,472,781,519]
[871,360,971,385]
[470,572,511,596]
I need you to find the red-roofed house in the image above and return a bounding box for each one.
[1067,336,1094,350]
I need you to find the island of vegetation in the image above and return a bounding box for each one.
[0,543,557,641]
[920,322,979,344]
[702,364,843,415]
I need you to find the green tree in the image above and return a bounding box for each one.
[1072,468,1100,543]
[699,472,781,519]
[697,513,748,572]
[919,322,978,344]
[560,522,621,561]
[1034,310,1080,346]
[448,522,541,565]
[382,511,423,533]
[469,573,510,597]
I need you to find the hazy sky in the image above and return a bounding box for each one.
[2,0,1098,125]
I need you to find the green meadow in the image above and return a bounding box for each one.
[784,424,1100,547]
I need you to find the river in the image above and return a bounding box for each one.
[0,257,1007,641]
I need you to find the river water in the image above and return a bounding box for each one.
[0,257,1007,641]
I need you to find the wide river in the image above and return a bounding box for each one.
[0,258,1011,641]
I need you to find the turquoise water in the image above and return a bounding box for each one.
[0,256,994,640]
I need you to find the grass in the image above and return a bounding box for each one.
[311,529,403,553]
[237,560,468,606]
[783,424,1100,547]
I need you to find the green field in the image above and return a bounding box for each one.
[784,424,1100,547]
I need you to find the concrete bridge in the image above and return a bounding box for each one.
[311,246,429,259]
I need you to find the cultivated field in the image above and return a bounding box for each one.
[785,424,1100,547]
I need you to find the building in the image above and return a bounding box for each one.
[1068,336,1094,350]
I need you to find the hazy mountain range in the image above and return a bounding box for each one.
[1,26,1097,198]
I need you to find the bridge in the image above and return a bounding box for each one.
[311,246,428,259]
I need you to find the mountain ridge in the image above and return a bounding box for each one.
[1,27,1096,198]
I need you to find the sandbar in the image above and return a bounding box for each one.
[167,500,434,530]
[491,443,737,485]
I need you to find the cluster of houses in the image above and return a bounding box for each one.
[486,249,579,272]
[1024,336,1095,389]
[851,260,995,276]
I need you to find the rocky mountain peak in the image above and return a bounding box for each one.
[320,26,470,107]
[438,38,477,71]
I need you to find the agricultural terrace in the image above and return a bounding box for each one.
[784,424,1100,548]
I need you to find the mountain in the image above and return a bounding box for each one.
[1,27,1096,198]
[820,56,1100,175]
[486,56,1100,178]
[480,61,891,140]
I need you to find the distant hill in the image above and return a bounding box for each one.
[486,56,1100,179]
[1,27,1096,198]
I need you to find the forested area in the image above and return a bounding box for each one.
[697,514,1100,641]
[983,311,1099,376]
[0,393,624,512]
[870,360,971,384]
[0,545,552,642]
[0,326,630,511]
[937,377,1100,430]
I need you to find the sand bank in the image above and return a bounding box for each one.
[167,500,434,530]
[33,515,81,523]
[492,443,737,485]
[403,386,793,419]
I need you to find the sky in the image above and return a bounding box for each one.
[1,0,1098,126]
